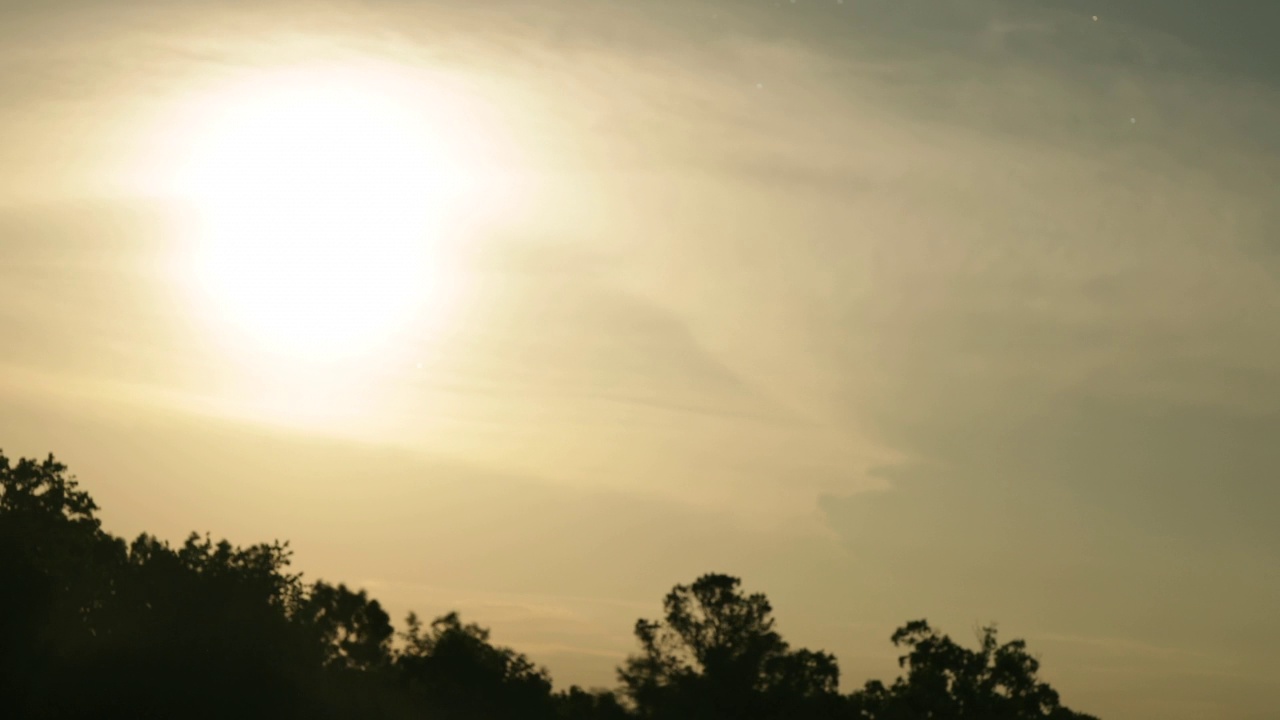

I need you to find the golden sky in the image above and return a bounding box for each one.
[2,1,1278,717]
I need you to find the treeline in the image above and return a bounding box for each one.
[0,450,1099,719]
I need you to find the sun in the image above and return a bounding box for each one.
[173,66,465,362]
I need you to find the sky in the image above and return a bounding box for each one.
[2,1,1279,717]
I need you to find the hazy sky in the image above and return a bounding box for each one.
[3,1,1279,718]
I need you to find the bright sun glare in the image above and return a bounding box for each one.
[175,67,464,362]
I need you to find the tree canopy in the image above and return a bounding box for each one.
[0,449,1100,719]
[618,573,842,720]
[846,620,1100,720]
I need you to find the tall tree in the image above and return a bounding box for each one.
[0,452,126,715]
[619,573,841,720]
[847,620,1100,720]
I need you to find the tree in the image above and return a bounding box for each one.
[296,581,395,671]
[618,573,841,720]
[69,532,315,718]
[4,449,1104,720]
[0,451,126,715]
[554,686,632,720]
[0,451,360,718]
[847,620,1100,720]
[396,610,557,720]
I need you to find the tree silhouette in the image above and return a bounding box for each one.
[395,610,557,720]
[70,532,315,718]
[554,686,632,720]
[0,452,126,716]
[1,450,1102,720]
[847,620,1100,720]
[619,573,842,720]
[297,581,395,671]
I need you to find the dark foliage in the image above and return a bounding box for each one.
[617,573,843,720]
[845,621,1101,720]
[0,450,1099,719]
